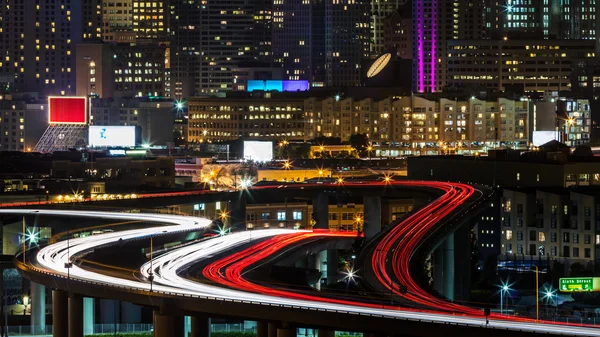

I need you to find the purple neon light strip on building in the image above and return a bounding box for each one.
[417,0,424,92]
[431,0,436,93]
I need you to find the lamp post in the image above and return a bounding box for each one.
[534,266,539,321]
[500,285,508,314]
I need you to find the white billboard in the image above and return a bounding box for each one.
[532,131,557,147]
[89,126,136,147]
[243,141,273,162]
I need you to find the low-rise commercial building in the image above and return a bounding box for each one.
[52,156,175,189]
[90,98,174,146]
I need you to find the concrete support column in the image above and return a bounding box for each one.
[68,294,83,337]
[52,290,68,337]
[229,195,247,231]
[443,233,455,301]
[363,196,382,238]
[433,246,444,295]
[267,322,278,337]
[83,297,94,335]
[312,193,329,229]
[30,282,46,334]
[454,225,471,303]
[318,329,335,337]
[326,250,339,286]
[308,253,321,290]
[190,315,210,337]
[276,328,293,337]
[153,311,184,337]
[257,321,267,337]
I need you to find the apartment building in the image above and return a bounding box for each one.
[0,99,47,151]
[187,95,305,143]
[501,188,599,269]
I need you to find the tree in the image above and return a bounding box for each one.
[349,133,369,154]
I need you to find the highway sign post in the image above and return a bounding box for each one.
[559,277,600,292]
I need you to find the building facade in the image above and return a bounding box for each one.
[501,188,600,270]
[0,99,47,151]
[187,94,306,143]
[90,98,174,146]
[447,39,597,93]
[0,0,102,96]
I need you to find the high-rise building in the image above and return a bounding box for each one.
[101,0,134,42]
[132,0,169,40]
[484,0,599,41]
[169,0,201,99]
[169,0,256,96]
[371,0,409,57]
[76,43,167,99]
[412,0,487,93]
[0,0,101,97]
[383,6,412,59]
[446,39,597,93]
[273,0,370,87]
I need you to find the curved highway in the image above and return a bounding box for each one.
[2,181,600,336]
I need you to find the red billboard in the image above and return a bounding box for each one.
[48,97,87,124]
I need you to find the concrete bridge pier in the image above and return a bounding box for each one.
[326,249,339,285]
[228,194,247,231]
[257,321,267,337]
[432,225,472,302]
[443,233,455,301]
[153,311,184,337]
[68,294,83,337]
[312,193,328,229]
[276,322,293,337]
[190,315,211,337]
[52,290,68,337]
[267,322,278,337]
[308,252,322,290]
[363,196,382,239]
[30,282,45,334]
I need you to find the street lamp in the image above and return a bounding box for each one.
[499,280,512,315]
[543,286,558,317]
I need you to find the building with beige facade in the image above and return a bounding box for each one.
[189,93,534,154]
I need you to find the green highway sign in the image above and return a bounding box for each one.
[559,277,600,292]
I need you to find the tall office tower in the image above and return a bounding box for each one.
[133,0,169,40]
[412,0,486,92]
[485,0,598,40]
[384,7,412,60]
[102,0,134,42]
[169,0,201,99]
[273,0,324,84]
[0,0,95,97]
[371,0,409,57]
[80,0,103,41]
[326,0,371,86]
[254,0,273,64]
[170,0,256,95]
[273,0,369,87]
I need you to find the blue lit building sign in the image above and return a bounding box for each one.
[247,80,309,92]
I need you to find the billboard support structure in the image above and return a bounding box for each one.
[33,124,88,153]
[33,96,89,153]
